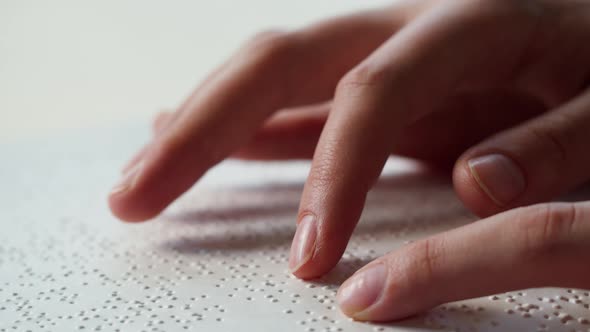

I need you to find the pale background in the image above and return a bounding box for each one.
[0,0,390,142]
[2,2,590,331]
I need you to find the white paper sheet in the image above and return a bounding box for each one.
[1,126,589,332]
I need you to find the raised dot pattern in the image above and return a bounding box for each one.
[0,131,589,332]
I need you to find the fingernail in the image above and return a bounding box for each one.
[110,161,143,195]
[468,153,526,206]
[289,215,317,273]
[337,263,387,317]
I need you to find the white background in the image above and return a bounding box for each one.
[0,0,390,142]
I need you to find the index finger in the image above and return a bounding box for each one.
[290,0,545,278]
[108,9,402,221]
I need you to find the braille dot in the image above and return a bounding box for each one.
[2,155,585,332]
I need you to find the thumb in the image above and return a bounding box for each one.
[453,90,590,217]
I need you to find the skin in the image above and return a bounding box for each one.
[109,0,590,322]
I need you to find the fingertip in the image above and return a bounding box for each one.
[290,268,321,280]
[289,245,351,280]
[108,199,150,223]
[335,261,420,322]
[289,252,346,281]
[288,225,340,280]
[108,162,165,222]
[290,261,334,280]
[108,190,163,223]
[336,263,387,319]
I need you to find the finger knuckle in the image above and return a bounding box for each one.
[523,123,570,163]
[462,0,546,18]
[245,29,296,66]
[248,29,286,44]
[336,63,391,98]
[444,0,547,38]
[517,203,580,256]
[152,113,169,130]
[405,237,446,285]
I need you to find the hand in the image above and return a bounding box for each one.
[108,0,590,321]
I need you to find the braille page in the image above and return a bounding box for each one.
[1,126,589,332]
